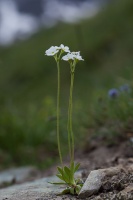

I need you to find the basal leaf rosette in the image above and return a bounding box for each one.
[49,162,83,195]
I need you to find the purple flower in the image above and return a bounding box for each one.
[120,84,130,93]
[108,88,119,98]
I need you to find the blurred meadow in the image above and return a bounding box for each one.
[0,0,133,169]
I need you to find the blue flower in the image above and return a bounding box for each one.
[120,84,131,93]
[108,88,119,98]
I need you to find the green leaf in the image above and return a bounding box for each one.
[75,185,82,195]
[57,166,63,175]
[57,166,70,183]
[70,161,75,174]
[62,166,70,183]
[60,188,70,195]
[64,166,71,182]
[64,166,71,176]
[70,162,75,180]
[70,187,75,195]
[74,163,80,172]
[48,181,66,185]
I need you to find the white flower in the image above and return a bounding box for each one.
[72,51,84,61]
[71,51,80,56]
[73,54,84,61]
[62,53,74,61]
[62,52,84,61]
[45,46,60,56]
[60,44,70,53]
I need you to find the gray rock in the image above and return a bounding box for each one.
[78,170,104,198]
[0,171,83,200]
[0,166,38,188]
[0,176,64,200]
[119,185,133,198]
[78,166,124,199]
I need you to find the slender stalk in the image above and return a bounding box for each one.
[57,61,63,166]
[68,65,75,165]
[67,81,72,161]
[70,71,75,163]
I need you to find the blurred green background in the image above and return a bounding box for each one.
[0,0,133,169]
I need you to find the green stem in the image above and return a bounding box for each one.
[57,61,63,166]
[70,72,75,164]
[68,67,75,165]
[67,81,72,161]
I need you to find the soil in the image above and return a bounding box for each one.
[43,138,133,176]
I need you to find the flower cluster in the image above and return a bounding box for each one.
[108,84,131,99]
[62,51,84,61]
[45,44,84,62]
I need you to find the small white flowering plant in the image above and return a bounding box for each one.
[45,44,84,195]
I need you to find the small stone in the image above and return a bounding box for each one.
[78,170,104,198]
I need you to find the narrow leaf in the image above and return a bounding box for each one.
[57,166,63,175]
[58,166,69,183]
[64,166,71,176]
[75,185,81,194]
[60,188,70,195]
[70,161,75,175]
[70,188,75,195]
[64,166,71,182]
[74,163,80,172]
[48,181,66,185]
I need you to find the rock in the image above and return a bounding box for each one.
[78,170,104,198]
[102,180,112,191]
[0,173,15,188]
[0,171,83,200]
[100,165,124,176]
[100,185,133,200]
[0,176,64,200]
[119,185,133,198]
[0,166,38,188]
[78,166,124,199]
[127,164,133,173]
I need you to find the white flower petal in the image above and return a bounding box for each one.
[74,55,84,61]
[71,51,84,61]
[60,44,70,53]
[62,53,74,61]
[71,51,80,56]
[45,46,60,56]
[60,44,64,48]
